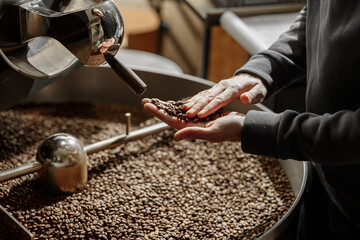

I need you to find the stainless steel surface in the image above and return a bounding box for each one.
[0,0,146,112]
[0,134,88,193]
[36,133,88,193]
[220,11,266,55]
[0,161,42,183]
[84,122,170,154]
[125,112,131,135]
[23,66,308,239]
[0,205,33,240]
[0,0,124,79]
[2,66,308,239]
[0,122,169,192]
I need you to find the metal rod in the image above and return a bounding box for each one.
[84,122,170,154]
[0,161,42,183]
[125,112,131,135]
[0,122,170,183]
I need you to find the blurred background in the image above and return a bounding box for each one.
[114,0,306,112]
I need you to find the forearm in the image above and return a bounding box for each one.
[242,109,360,165]
[236,6,307,97]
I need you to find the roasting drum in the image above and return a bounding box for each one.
[17,65,308,239]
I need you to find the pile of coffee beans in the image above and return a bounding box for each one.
[0,103,295,239]
[151,98,224,122]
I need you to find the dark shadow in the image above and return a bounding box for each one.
[0,178,68,211]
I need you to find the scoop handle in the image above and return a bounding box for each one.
[105,52,147,95]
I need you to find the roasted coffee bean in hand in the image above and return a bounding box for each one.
[151,98,224,122]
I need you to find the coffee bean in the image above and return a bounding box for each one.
[150,98,224,122]
[0,103,294,239]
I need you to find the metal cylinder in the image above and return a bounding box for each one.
[36,133,88,193]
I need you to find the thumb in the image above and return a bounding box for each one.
[240,84,266,104]
[174,127,214,142]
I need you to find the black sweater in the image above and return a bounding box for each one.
[237,1,360,237]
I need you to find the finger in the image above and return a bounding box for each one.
[183,90,210,110]
[141,98,169,106]
[143,102,173,121]
[143,103,207,129]
[187,81,245,118]
[143,102,165,117]
[174,127,215,142]
[185,96,213,118]
[186,89,229,118]
[141,98,151,105]
[143,103,183,129]
[227,111,244,116]
[240,84,266,104]
[184,83,226,110]
[196,90,235,118]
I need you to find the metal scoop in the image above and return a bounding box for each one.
[0,0,146,95]
[0,122,169,193]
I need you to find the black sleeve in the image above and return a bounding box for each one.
[101,11,117,40]
[101,10,122,43]
[235,6,307,97]
[241,109,360,166]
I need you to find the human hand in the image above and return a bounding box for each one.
[184,73,267,118]
[142,98,244,142]
[174,113,244,142]
[99,38,115,53]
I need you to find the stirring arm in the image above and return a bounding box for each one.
[0,122,170,183]
[85,122,170,154]
[0,161,42,183]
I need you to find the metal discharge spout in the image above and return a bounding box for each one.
[0,0,146,97]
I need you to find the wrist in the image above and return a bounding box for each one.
[241,110,280,157]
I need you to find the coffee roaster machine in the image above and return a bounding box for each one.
[0,0,309,239]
